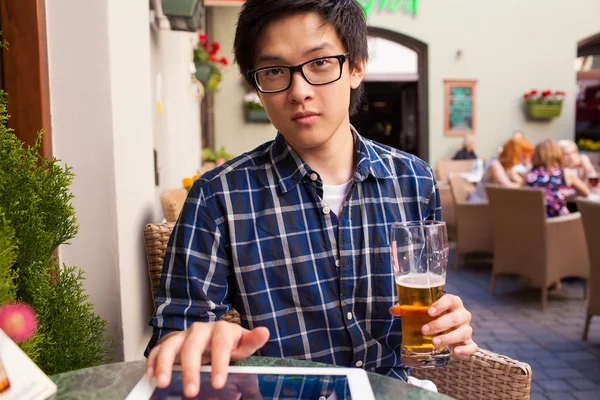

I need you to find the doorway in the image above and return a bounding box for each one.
[576,33,600,144]
[351,28,428,160]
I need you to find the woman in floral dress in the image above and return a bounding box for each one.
[526,140,589,217]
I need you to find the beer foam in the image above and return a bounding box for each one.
[396,273,445,288]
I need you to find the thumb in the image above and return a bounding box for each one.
[230,326,270,360]
[389,304,402,316]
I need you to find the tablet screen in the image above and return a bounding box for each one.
[149,371,352,400]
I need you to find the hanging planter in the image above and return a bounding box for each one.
[194,61,212,84]
[245,107,271,123]
[525,103,562,119]
[192,33,228,92]
[523,89,565,120]
[161,0,204,32]
[244,92,270,123]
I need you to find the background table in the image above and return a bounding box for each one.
[50,357,453,399]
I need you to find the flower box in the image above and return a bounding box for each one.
[162,0,204,32]
[245,108,270,123]
[194,61,212,84]
[525,103,562,119]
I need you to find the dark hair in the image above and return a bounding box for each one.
[234,0,368,115]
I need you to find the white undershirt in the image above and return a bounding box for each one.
[323,179,353,217]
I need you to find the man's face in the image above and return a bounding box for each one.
[253,12,366,152]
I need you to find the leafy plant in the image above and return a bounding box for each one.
[0,212,17,305]
[0,90,113,374]
[523,90,565,106]
[201,146,232,163]
[193,33,229,92]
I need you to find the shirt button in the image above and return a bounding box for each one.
[355,360,363,367]
[335,259,340,267]
[347,312,353,320]
[323,206,331,215]
[309,173,318,181]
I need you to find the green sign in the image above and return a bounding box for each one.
[448,87,474,131]
[359,0,419,18]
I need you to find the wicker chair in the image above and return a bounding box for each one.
[143,222,531,399]
[143,222,240,324]
[486,185,590,310]
[412,349,531,400]
[577,198,600,341]
[448,173,492,269]
[159,188,188,223]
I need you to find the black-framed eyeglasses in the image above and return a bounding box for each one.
[248,53,350,94]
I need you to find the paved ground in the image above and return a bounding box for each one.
[447,249,600,400]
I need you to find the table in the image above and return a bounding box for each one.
[50,357,453,399]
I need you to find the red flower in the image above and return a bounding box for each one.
[202,41,209,50]
[524,93,530,99]
[220,57,229,66]
[199,33,208,42]
[209,55,217,62]
[531,90,538,95]
[0,302,37,343]
[542,90,552,97]
[212,42,221,53]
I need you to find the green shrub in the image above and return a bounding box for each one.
[0,90,113,374]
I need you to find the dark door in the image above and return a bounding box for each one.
[351,81,419,155]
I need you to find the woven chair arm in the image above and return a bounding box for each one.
[411,348,531,400]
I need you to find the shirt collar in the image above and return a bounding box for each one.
[269,126,395,194]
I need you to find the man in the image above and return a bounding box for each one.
[146,1,476,397]
[452,134,477,160]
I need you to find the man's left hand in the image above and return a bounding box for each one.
[389,294,477,357]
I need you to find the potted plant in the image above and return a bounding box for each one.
[244,92,270,123]
[193,33,229,92]
[523,89,565,119]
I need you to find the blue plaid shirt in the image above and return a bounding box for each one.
[147,128,441,380]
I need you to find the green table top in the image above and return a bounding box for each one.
[50,357,453,400]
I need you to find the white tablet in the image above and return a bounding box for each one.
[127,365,375,400]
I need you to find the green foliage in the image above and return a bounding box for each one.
[201,146,232,162]
[0,90,113,374]
[0,212,18,305]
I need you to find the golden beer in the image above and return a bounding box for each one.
[396,273,450,368]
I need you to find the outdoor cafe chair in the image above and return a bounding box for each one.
[448,173,492,269]
[486,185,590,310]
[143,222,532,400]
[577,198,600,341]
[160,188,188,223]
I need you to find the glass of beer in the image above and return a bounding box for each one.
[391,221,451,368]
[589,175,599,188]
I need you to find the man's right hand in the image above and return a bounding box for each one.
[145,321,270,398]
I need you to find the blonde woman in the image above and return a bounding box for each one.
[468,136,534,202]
[558,140,597,182]
[526,140,589,217]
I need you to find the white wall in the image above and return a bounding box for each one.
[213,1,600,165]
[365,37,418,80]
[106,0,156,361]
[213,6,277,157]
[150,21,202,207]
[367,0,600,163]
[46,0,125,360]
[47,0,157,361]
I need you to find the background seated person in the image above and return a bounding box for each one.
[558,139,597,183]
[468,136,533,202]
[527,140,589,218]
[453,134,478,160]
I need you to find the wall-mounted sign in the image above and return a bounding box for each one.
[359,0,418,18]
[444,80,477,136]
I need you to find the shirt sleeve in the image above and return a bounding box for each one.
[428,172,443,221]
[145,182,233,355]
